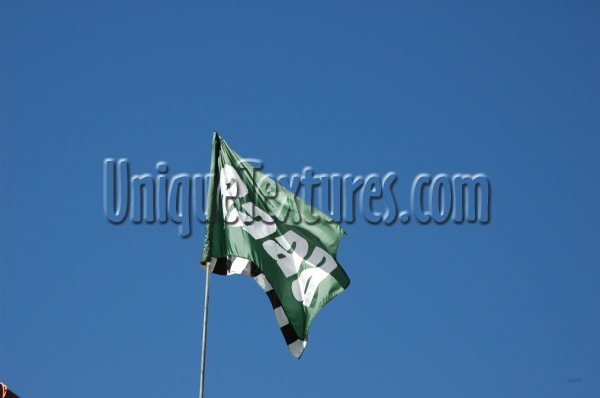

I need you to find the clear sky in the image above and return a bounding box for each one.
[1,1,599,397]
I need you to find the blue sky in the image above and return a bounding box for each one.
[1,1,599,397]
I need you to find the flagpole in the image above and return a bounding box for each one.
[199,261,211,398]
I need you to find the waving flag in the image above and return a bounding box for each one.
[200,133,350,358]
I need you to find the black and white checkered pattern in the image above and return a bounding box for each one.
[205,256,307,358]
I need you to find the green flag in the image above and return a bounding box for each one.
[201,133,350,358]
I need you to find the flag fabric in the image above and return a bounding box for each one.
[0,383,20,398]
[200,133,350,358]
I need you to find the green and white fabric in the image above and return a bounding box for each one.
[201,133,350,358]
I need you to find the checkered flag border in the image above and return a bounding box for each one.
[204,256,307,358]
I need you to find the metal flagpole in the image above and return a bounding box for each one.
[199,261,211,398]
